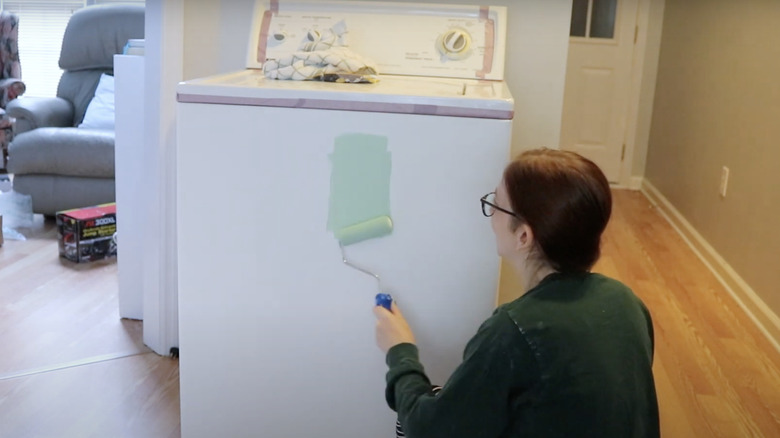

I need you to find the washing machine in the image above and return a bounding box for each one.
[176,1,514,436]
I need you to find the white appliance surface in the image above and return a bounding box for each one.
[176,2,513,437]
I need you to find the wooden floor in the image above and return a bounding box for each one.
[0,189,778,437]
[0,215,180,438]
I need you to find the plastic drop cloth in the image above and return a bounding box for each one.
[263,20,378,83]
[0,189,33,240]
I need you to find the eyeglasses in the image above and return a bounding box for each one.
[480,192,519,218]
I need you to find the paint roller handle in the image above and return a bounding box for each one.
[375,293,393,311]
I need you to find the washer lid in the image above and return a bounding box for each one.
[247,0,508,81]
[177,70,514,119]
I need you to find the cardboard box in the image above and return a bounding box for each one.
[57,203,117,263]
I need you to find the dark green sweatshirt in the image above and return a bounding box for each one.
[384,272,659,438]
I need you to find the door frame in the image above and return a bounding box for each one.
[618,0,665,189]
[143,0,182,356]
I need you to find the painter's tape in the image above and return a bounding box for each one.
[327,133,391,233]
[257,11,273,63]
[476,6,495,79]
[256,0,278,64]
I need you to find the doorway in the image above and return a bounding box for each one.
[560,0,640,183]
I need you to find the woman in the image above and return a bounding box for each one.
[373,148,660,437]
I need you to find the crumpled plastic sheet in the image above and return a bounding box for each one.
[2,226,25,240]
[0,189,33,241]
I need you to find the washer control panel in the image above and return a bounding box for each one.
[247,0,507,80]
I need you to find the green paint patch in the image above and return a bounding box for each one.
[327,133,392,233]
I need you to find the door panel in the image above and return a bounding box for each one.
[580,67,614,144]
[561,0,638,182]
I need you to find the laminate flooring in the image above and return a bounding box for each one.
[0,214,179,438]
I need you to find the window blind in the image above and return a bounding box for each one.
[0,0,144,98]
[87,0,145,3]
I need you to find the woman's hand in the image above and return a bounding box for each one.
[373,300,416,353]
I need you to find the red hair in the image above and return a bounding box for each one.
[503,149,612,273]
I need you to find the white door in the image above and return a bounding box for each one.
[560,0,639,182]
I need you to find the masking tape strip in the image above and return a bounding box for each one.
[476,6,495,79]
[327,133,391,233]
[256,0,279,64]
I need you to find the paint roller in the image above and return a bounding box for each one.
[336,215,394,310]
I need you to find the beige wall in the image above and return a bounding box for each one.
[182,0,220,81]
[645,0,780,314]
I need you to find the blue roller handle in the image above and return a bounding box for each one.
[375,293,393,311]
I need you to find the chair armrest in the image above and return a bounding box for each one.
[6,97,74,135]
[0,78,26,109]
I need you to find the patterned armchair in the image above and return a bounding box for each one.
[0,11,21,77]
[0,10,25,170]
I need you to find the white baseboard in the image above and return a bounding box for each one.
[641,180,780,354]
[613,176,644,190]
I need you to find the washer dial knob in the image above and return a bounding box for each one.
[437,28,472,60]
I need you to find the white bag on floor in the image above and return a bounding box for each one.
[0,190,33,240]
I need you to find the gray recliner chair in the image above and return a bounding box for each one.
[6,4,144,215]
